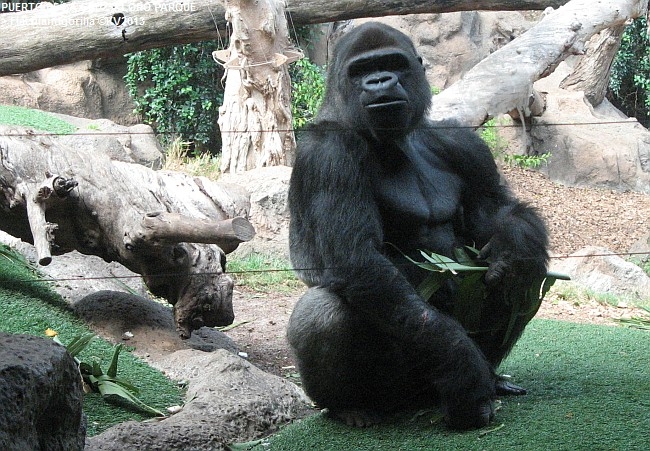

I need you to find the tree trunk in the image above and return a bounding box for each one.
[215,0,299,173]
[0,125,254,339]
[427,0,647,126]
[559,25,626,106]
[0,0,569,77]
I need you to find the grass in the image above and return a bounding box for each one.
[0,104,77,134]
[227,253,302,293]
[163,137,222,179]
[258,319,650,451]
[0,246,184,436]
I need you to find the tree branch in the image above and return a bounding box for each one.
[126,213,255,254]
[0,0,568,76]
[428,0,648,126]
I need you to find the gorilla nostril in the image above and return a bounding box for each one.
[362,72,398,91]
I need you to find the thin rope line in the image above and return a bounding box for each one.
[0,120,643,138]
[8,250,649,285]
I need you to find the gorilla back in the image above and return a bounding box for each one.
[287,22,549,430]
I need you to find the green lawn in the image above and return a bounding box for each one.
[0,246,184,436]
[0,104,76,133]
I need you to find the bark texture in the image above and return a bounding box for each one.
[0,125,254,338]
[215,0,299,173]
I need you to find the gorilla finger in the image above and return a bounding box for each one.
[495,379,527,396]
[484,260,509,286]
[478,241,492,260]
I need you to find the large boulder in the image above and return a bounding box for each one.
[0,333,86,451]
[551,246,650,303]
[0,59,138,126]
[530,62,650,194]
[85,349,311,450]
[221,166,291,258]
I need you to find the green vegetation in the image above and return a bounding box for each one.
[0,104,76,134]
[0,245,184,436]
[227,253,301,293]
[479,118,507,154]
[163,137,222,179]
[610,16,650,126]
[125,41,327,155]
[503,152,551,169]
[290,58,326,130]
[125,41,224,153]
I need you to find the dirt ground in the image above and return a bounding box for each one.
[224,166,650,377]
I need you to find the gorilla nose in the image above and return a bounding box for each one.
[362,71,398,91]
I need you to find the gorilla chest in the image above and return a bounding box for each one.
[371,155,463,229]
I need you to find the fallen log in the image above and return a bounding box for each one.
[0,125,254,338]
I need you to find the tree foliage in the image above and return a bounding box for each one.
[125,42,225,153]
[125,40,326,155]
[609,17,650,126]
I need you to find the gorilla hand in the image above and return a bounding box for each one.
[478,238,515,287]
[445,398,495,430]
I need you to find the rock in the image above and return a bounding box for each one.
[530,62,650,194]
[85,349,311,451]
[0,59,138,126]
[51,114,164,169]
[0,333,86,451]
[73,291,238,360]
[551,246,650,303]
[221,166,291,258]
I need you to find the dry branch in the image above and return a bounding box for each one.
[0,125,253,338]
[428,0,648,126]
[0,0,568,76]
[128,213,256,254]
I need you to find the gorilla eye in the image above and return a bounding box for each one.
[348,53,410,79]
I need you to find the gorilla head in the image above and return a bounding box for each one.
[321,22,432,138]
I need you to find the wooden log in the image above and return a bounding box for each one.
[0,0,569,76]
[126,213,255,254]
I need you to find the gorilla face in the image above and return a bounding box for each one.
[324,23,432,138]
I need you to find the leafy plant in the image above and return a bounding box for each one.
[54,332,165,417]
[479,118,507,154]
[615,306,650,330]
[289,58,326,130]
[125,41,225,153]
[503,152,551,169]
[408,247,569,344]
[609,16,650,126]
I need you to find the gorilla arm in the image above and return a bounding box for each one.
[288,128,497,428]
[435,125,549,286]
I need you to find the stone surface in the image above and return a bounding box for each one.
[0,333,86,451]
[531,62,650,194]
[221,165,292,258]
[85,349,311,451]
[551,246,650,303]
[73,291,238,360]
[0,59,138,126]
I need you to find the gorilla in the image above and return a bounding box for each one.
[287,22,549,430]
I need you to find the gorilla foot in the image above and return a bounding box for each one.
[327,408,382,427]
[495,378,527,396]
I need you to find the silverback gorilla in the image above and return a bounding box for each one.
[287,22,549,430]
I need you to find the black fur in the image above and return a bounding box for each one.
[287,22,549,430]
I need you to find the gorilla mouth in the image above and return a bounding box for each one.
[365,96,407,109]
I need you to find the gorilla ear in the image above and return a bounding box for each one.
[417,56,425,69]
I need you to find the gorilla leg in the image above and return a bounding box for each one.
[287,288,416,426]
[287,287,496,429]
